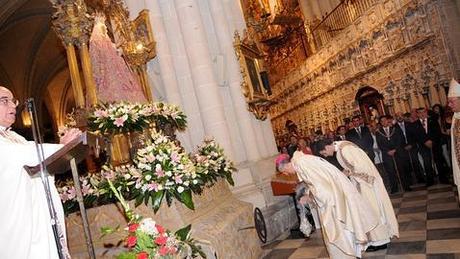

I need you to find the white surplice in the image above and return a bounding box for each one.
[334,141,399,245]
[0,128,68,259]
[452,115,460,203]
[291,151,378,258]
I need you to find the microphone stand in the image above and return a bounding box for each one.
[26,98,69,259]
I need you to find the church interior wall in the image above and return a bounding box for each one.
[270,0,460,143]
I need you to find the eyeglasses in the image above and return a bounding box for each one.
[0,97,19,106]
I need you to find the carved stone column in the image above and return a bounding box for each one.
[208,0,262,161]
[174,0,236,159]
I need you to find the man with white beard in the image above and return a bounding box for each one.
[276,152,378,258]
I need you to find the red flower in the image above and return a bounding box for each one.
[154,235,168,246]
[126,235,137,248]
[128,223,139,233]
[155,224,165,234]
[159,246,169,256]
[137,251,148,259]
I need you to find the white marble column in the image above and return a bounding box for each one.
[261,117,279,155]
[158,0,206,148]
[145,0,193,150]
[174,0,236,159]
[208,0,262,162]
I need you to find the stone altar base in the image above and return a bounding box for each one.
[66,180,262,258]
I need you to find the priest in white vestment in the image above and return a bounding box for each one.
[448,78,460,203]
[0,86,79,258]
[276,152,379,258]
[317,139,399,250]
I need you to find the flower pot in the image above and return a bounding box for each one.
[110,133,131,166]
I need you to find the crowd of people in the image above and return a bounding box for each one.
[278,104,454,193]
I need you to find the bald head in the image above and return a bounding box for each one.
[0,86,17,127]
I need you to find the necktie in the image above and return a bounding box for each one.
[356,127,361,138]
[423,119,428,133]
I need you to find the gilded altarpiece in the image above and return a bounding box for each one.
[269,0,458,143]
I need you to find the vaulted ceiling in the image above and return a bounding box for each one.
[0,0,71,129]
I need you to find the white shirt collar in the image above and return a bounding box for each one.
[0,126,7,131]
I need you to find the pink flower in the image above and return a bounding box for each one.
[126,235,137,248]
[155,166,165,177]
[67,187,76,200]
[174,175,183,184]
[170,152,179,163]
[147,183,158,191]
[145,154,156,162]
[114,115,128,127]
[136,252,148,259]
[94,109,108,118]
[159,245,169,256]
[155,235,168,246]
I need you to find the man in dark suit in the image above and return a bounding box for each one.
[412,108,450,185]
[394,112,425,184]
[376,115,411,193]
[345,115,374,161]
[335,125,347,141]
[286,135,298,158]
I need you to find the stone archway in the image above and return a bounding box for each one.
[355,86,386,123]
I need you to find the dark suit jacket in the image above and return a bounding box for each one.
[394,121,416,146]
[412,117,443,146]
[345,126,374,159]
[375,126,404,159]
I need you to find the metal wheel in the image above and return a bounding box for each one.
[254,207,267,243]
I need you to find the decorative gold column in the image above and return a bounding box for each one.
[51,0,94,108]
[66,44,85,107]
[80,43,98,106]
[136,65,153,102]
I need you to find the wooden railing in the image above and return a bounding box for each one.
[311,0,378,49]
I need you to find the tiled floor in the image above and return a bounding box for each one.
[262,184,460,259]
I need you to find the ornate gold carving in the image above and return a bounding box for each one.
[234,31,274,121]
[50,0,93,46]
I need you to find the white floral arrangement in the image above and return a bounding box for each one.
[87,101,187,136]
[57,173,101,214]
[192,138,236,191]
[132,132,199,212]
[87,102,150,136]
[145,102,187,131]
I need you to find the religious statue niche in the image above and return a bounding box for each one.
[355,86,385,124]
[234,31,274,121]
[132,10,156,60]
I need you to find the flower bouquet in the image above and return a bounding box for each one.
[57,173,101,214]
[145,102,187,132]
[192,138,236,193]
[131,131,199,212]
[87,102,151,136]
[103,180,205,259]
